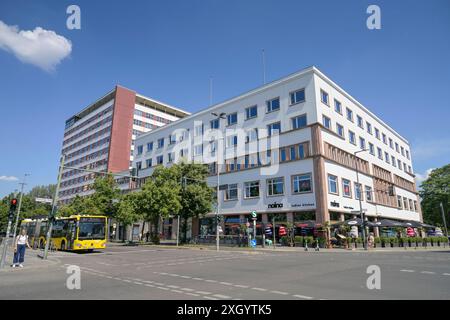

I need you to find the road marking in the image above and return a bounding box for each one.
[420,271,436,275]
[213,294,231,299]
[157,286,169,291]
[192,278,203,281]
[252,287,267,292]
[123,279,132,283]
[167,285,180,289]
[171,289,184,294]
[205,279,218,283]
[293,294,313,300]
[400,269,415,273]
[154,282,165,286]
[186,292,200,297]
[219,282,233,286]
[271,290,288,295]
[145,284,155,288]
[443,273,450,276]
[234,285,249,288]
[204,296,218,300]
[180,276,191,279]
[134,282,143,285]
[196,291,212,295]
[181,288,195,292]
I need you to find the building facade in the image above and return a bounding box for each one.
[132,66,421,238]
[59,85,189,204]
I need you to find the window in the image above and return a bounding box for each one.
[355,183,362,200]
[137,145,143,155]
[342,179,352,197]
[267,122,281,136]
[385,152,390,163]
[346,108,353,122]
[395,143,399,152]
[359,137,366,150]
[392,156,396,167]
[389,138,393,149]
[226,135,238,148]
[409,199,414,212]
[328,175,338,194]
[280,148,287,162]
[357,115,364,128]
[156,155,163,165]
[157,138,164,149]
[209,140,217,155]
[369,143,375,155]
[169,134,177,145]
[147,142,153,152]
[298,144,306,159]
[267,177,284,196]
[290,89,305,105]
[334,99,342,114]
[225,184,238,201]
[414,200,418,212]
[146,158,152,168]
[245,105,258,120]
[322,115,331,129]
[397,196,403,208]
[408,165,412,173]
[226,112,238,125]
[244,181,260,198]
[401,146,405,156]
[366,122,372,134]
[292,114,307,130]
[365,186,373,202]
[320,90,329,105]
[349,130,356,145]
[245,128,258,143]
[136,161,142,170]
[375,128,380,140]
[403,197,409,210]
[382,133,387,144]
[377,147,383,160]
[406,150,410,160]
[290,146,296,161]
[194,144,203,156]
[168,152,175,163]
[397,159,402,169]
[180,148,188,158]
[336,123,344,138]
[194,124,204,137]
[403,162,407,172]
[292,173,312,193]
[266,97,280,113]
[181,129,190,142]
[210,119,219,129]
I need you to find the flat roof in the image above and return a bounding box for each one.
[136,66,409,144]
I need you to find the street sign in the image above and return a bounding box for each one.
[35,197,53,204]
[251,211,257,218]
[250,239,256,248]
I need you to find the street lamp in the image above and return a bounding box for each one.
[354,149,368,250]
[13,173,31,239]
[211,112,226,252]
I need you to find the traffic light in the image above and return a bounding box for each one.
[8,198,18,220]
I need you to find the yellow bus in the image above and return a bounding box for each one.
[21,215,107,252]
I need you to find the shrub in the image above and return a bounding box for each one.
[374,237,381,244]
[280,236,288,246]
[294,236,303,245]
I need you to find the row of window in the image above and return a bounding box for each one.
[63,115,112,147]
[62,126,111,154]
[320,89,410,161]
[134,109,173,124]
[323,116,413,174]
[133,119,161,130]
[327,174,373,202]
[65,137,110,161]
[223,173,313,201]
[64,105,113,137]
[64,147,109,168]
[136,113,309,157]
[396,195,419,212]
[61,158,107,180]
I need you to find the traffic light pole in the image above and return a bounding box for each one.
[0,216,13,269]
[43,155,65,260]
[12,174,29,240]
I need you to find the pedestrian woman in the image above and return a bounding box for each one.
[12,229,31,268]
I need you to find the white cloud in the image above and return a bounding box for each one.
[415,168,434,186]
[0,176,19,182]
[0,20,72,72]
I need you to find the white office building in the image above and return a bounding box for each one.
[132,66,421,238]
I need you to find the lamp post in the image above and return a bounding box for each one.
[354,149,368,250]
[211,112,226,252]
[12,173,30,239]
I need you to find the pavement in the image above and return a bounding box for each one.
[1,243,450,300]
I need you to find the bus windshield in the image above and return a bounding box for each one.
[78,218,105,240]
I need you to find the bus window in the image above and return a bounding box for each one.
[78,218,105,240]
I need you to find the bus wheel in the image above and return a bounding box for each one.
[61,241,66,251]
[39,240,44,249]
[87,249,94,253]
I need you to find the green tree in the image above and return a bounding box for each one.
[115,193,142,242]
[90,174,121,217]
[136,166,181,243]
[420,164,450,229]
[175,162,214,243]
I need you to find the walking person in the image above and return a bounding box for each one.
[368,232,375,249]
[12,229,31,268]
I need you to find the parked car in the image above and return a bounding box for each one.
[434,227,444,237]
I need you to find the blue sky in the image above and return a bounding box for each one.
[0,0,449,197]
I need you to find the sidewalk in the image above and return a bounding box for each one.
[0,244,61,272]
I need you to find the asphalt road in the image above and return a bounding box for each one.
[1,245,449,300]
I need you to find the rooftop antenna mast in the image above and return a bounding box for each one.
[262,49,266,85]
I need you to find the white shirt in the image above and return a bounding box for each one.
[16,235,28,245]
